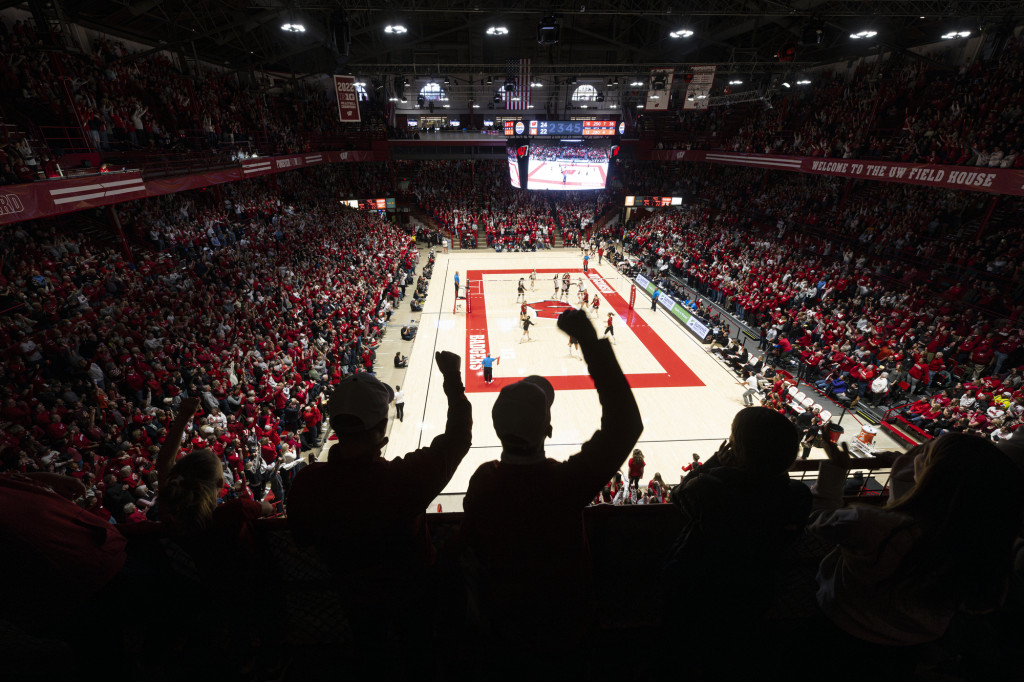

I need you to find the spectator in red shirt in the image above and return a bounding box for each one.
[627,448,646,490]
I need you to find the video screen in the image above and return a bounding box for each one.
[525,141,609,191]
[507,146,521,189]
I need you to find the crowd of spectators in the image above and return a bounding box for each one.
[622,165,1024,444]
[414,160,617,250]
[529,142,611,163]
[649,35,1024,169]
[0,166,414,523]
[1,150,1023,677]
[0,15,388,186]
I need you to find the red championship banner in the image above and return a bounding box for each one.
[629,284,636,310]
[333,75,361,123]
[648,149,1024,197]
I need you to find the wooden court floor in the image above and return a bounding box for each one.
[379,249,902,510]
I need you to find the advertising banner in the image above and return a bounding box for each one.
[634,275,710,340]
[0,151,379,225]
[649,149,1024,197]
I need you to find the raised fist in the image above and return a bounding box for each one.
[435,350,462,376]
[557,308,598,344]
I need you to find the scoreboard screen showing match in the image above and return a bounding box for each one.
[341,198,396,210]
[624,196,683,207]
[525,141,610,191]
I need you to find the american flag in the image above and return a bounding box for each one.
[504,58,531,110]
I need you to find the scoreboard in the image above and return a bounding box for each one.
[342,198,396,210]
[504,120,620,137]
[624,196,683,207]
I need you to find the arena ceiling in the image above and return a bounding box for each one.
[23,1,1024,89]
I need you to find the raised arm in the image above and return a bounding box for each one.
[156,397,201,491]
[395,351,473,510]
[557,308,644,504]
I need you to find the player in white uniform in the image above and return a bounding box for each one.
[529,269,537,291]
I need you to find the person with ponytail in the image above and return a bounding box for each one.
[156,397,272,567]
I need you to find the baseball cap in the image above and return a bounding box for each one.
[492,379,554,450]
[328,373,395,432]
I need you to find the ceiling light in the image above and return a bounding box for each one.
[472,104,480,108]
[580,105,588,108]
[444,77,450,85]
[796,79,811,85]
[649,95,660,99]
[630,80,643,87]
[670,29,694,38]
[400,97,407,103]
[528,104,535,109]
[636,104,644,108]
[281,23,305,33]
[442,104,450,108]
[850,30,877,39]
[530,81,543,88]
[782,81,791,88]
[486,76,493,85]
[729,79,743,85]
[384,24,407,34]
[388,97,399,102]
[610,104,618,108]
[696,94,707,99]
[486,26,508,36]
[353,81,366,87]
[941,30,971,39]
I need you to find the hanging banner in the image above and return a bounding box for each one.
[645,68,674,111]
[683,65,716,110]
[334,75,361,123]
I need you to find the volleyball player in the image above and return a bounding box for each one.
[529,269,536,291]
[604,312,616,344]
[568,336,582,359]
[581,288,590,310]
[520,315,534,343]
[592,294,601,317]
[553,274,559,297]
[516,278,526,302]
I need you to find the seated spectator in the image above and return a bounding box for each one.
[393,351,408,369]
[401,325,417,341]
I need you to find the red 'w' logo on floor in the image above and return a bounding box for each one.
[528,300,576,319]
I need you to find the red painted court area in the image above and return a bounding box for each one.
[463,268,704,392]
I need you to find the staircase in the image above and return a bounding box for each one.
[551,228,564,248]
